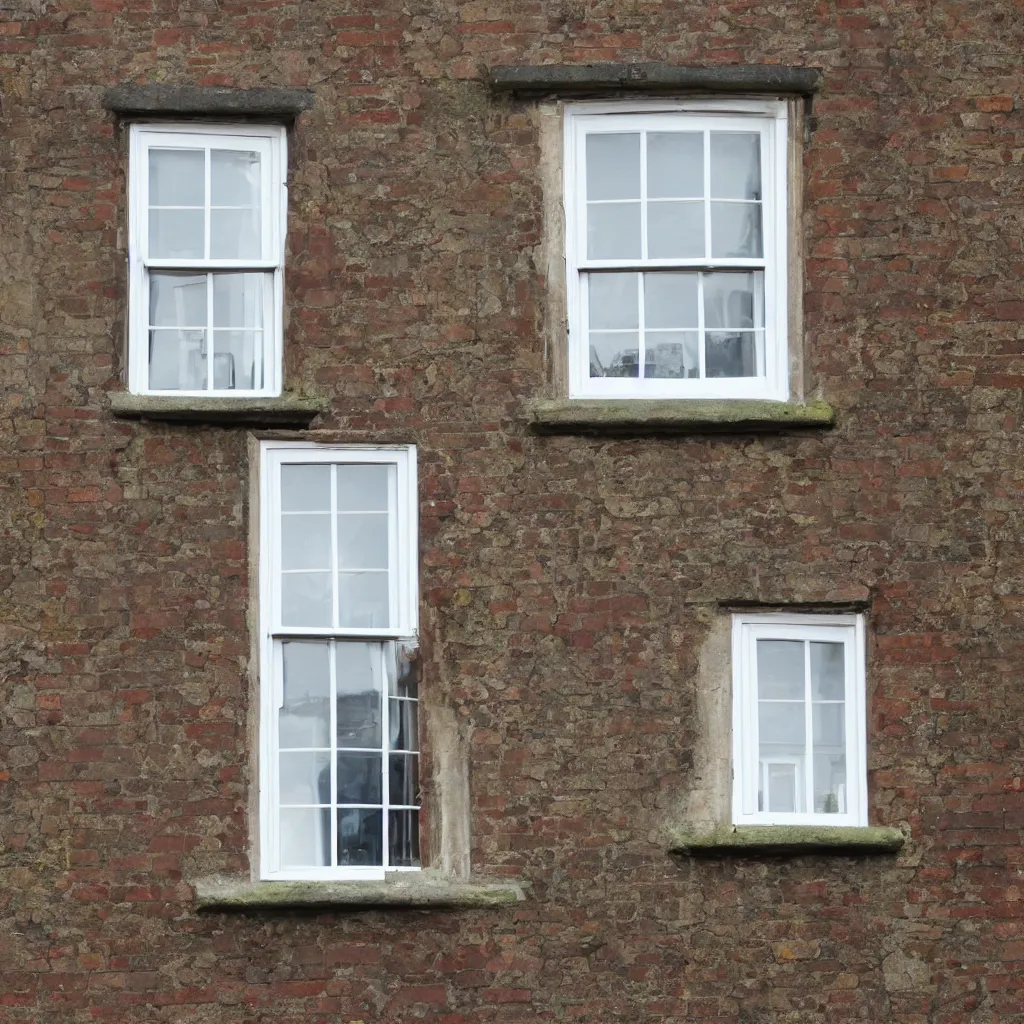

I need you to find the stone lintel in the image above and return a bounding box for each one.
[488,63,822,97]
[668,825,907,856]
[108,392,327,427]
[103,84,315,120]
[527,399,835,435]
[193,874,527,910]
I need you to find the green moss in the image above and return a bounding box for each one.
[667,824,906,856]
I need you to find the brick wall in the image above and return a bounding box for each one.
[2,0,1024,1020]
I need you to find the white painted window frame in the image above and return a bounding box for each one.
[731,613,867,827]
[128,123,286,397]
[258,442,419,881]
[564,99,789,401]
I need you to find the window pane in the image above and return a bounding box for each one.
[756,639,804,700]
[710,132,761,200]
[211,148,261,207]
[647,132,703,199]
[758,701,805,747]
[281,572,332,627]
[588,273,638,331]
[589,334,639,378]
[338,571,390,629]
[710,202,762,258]
[705,332,759,378]
[811,642,845,700]
[647,201,704,259]
[281,465,331,512]
[336,752,382,804]
[210,331,260,390]
[587,203,641,260]
[644,272,698,329]
[646,332,699,379]
[337,808,382,867]
[586,133,640,200]
[704,272,761,329]
[149,148,204,207]
[210,208,261,259]
[212,273,263,328]
[337,513,388,571]
[149,209,204,259]
[765,763,800,813]
[389,699,418,752]
[280,641,330,748]
[150,272,206,327]
[388,642,419,699]
[812,702,846,748]
[279,750,331,805]
[389,809,420,867]
[280,807,330,868]
[814,749,847,815]
[389,754,420,806]
[336,643,383,748]
[336,465,389,512]
[148,329,206,390]
[281,514,331,571]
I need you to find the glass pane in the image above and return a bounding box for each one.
[210,208,261,260]
[210,331,260,390]
[644,272,698,329]
[589,334,639,378]
[757,639,804,700]
[150,272,206,327]
[647,201,704,259]
[758,701,806,747]
[710,132,761,199]
[710,202,762,258]
[149,148,204,207]
[212,273,263,328]
[280,807,329,868]
[811,642,845,700]
[813,702,846,748]
[281,465,330,512]
[336,752,382,804]
[704,272,761,329]
[336,465,389,512]
[281,572,332,627]
[586,133,640,200]
[389,809,420,867]
[588,203,641,260]
[765,763,799,813]
[588,273,638,330]
[280,641,330,748]
[388,642,419,699]
[211,149,261,207]
[389,754,420,806]
[705,332,759,378]
[338,572,390,629]
[646,332,699,379]
[814,749,847,814]
[148,329,206,391]
[281,514,331,571]
[647,132,703,199]
[338,808,382,867]
[279,750,331,805]
[336,643,383,748]
[149,209,204,259]
[337,513,388,570]
[389,699,418,752]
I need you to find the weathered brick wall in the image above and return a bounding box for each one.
[2,0,1024,1020]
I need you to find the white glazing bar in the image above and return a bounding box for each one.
[203,146,211,261]
[803,640,814,815]
[639,129,648,261]
[697,273,706,379]
[330,466,339,628]
[703,129,712,262]
[637,273,646,379]
[205,273,214,392]
[328,641,338,867]
[381,644,391,869]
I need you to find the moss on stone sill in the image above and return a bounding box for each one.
[668,825,906,856]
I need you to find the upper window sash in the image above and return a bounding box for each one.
[731,614,868,828]
[260,444,418,640]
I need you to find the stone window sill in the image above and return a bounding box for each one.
[103,84,314,121]
[527,399,835,435]
[108,392,327,428]
[193,873,527,910]
[668,824,906,857]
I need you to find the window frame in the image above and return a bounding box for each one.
[258,442,419,882]
[127,122,287,398]
[563,98,789,402]
[731,613,867,828]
